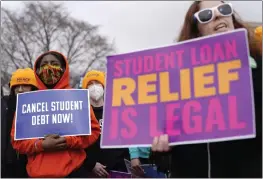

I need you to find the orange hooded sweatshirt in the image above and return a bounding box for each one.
[11,51,101,177]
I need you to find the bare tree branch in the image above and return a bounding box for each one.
[1,1,115,90]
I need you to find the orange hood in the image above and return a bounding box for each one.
[34,51,70,90]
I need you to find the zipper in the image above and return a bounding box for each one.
[207,143,211,178]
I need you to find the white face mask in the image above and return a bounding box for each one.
[88,84,104,101]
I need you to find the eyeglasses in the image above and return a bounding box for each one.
[194,3,233,24]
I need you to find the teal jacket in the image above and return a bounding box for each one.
[129,147,151,159]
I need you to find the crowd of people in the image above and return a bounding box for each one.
[1,1,262,178]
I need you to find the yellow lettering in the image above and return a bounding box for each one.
[180,69,191,100]
[138,74,157,104]
[160,72,179,102]
[194,64,216,98]
[218,60,241,94]
[112,78,135,106]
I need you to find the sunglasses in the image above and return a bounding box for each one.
[194,3,233,24]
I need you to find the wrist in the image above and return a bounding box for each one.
[131,158,139,160]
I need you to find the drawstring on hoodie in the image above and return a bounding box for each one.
[16,151,20,159]
[207,143,211,178]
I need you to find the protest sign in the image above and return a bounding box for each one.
[141,164,166,178]
[101,29,255,148]
[15,89,91,140]
[124,159,166,178]
[124,159,132,173]
[108,171,132,178]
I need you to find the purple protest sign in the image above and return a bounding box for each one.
[108,171,132,178]
[101,29,255,148]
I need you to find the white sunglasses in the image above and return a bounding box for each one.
[194,3,233,24]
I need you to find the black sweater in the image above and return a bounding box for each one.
[1,95,28,178]
[166,59,262,178]
[84,106,129,172]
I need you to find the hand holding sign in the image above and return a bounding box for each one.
[92,162,109,177]
[42,134,67,151]
[152,135,170,152]
[130,158,144,177]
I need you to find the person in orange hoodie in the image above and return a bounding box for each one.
[10,51,101,178]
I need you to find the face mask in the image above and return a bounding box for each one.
[38,64,63,85]
[89,84,104,101]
